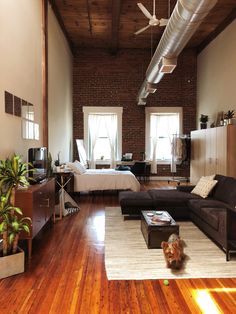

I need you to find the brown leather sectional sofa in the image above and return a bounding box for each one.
[119,174,236,260]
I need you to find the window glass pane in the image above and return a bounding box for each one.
[97,118,108,137]
[27,121,35,139]
[34,123,39,140]
[27,106,34,121]
[94,138,111,160]
[150,113,179,160]
[22,104,28,119]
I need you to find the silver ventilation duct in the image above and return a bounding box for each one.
[137,0,218,105]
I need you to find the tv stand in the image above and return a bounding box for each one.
[15,178,55,258]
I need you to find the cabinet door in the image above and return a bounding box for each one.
[32,179,55,237]
[227,125,236,177]
[44,178,55,222]
[216,126,227,175]
[205,128,217,176]
[190,129,206,184]
[33,190,46,237]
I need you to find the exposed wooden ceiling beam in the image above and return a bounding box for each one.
[48,0,75,55]
[86,0,93,36]
[197,7,236,54]
[111,0,121,54]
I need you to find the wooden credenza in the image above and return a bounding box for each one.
[15,178,55,258]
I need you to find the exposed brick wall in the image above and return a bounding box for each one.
[73,48,197,177]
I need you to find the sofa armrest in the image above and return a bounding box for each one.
[176,185,195,193]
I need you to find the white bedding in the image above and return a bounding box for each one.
[73,169,140,192]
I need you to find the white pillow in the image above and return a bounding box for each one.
[66,161,86,175]
[74,160,86,174]
[191,177,218,198]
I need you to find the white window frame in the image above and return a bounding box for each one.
[145,107,183,164]
[83,106,123,163]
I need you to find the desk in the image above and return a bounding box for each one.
[54,171,79,220]
[116,161,151,181]
[116,160,151,166]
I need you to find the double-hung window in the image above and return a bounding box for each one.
[145,107,182,170]
[83,107,122,168]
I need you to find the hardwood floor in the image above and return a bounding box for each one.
[0,181,236,313]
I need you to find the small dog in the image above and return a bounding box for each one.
[161,234,185,269]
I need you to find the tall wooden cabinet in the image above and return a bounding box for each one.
[15,178,55,258]
[190,125,236,184]
[190,128,206,184]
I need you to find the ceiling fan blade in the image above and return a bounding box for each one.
[159,18,169,27]
[137,3,153,20]
[134,24,151,35]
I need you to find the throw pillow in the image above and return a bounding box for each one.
[66,161,86,175]
[74,160,86,174]
[191,177,218,198]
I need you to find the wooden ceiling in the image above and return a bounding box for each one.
[51,0,236,53]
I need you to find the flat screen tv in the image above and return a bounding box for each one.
[28,147,48,182]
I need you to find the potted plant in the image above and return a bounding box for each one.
[199,114,208,129]
[224,110,235,125]
[0,154,32,279]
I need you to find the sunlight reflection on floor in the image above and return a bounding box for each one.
[192,287,236,314]
[193,290,221,314]
[91,215,105,242]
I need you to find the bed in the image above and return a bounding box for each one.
[73,168,140,192]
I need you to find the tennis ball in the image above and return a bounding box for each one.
[163,279,169,286]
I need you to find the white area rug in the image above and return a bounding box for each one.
[105,207,236,280]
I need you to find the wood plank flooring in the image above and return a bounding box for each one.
[0,181,236,313]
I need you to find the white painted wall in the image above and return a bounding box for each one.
[0,1,73,164]
[197,20,236,129]
[0,0,42,160]
[48,5,73,164]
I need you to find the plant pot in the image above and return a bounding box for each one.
[200,122,207,129]
[0,248,25,279]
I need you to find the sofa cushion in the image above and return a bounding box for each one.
[177,185,195,193]
[188,198,227,212]
[213,175,236,206]
[148,189,201,207]
[191,177,218,198]
[119,191,153,207]
[198,208,224,230]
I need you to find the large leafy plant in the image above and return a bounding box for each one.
[0,155,32,256]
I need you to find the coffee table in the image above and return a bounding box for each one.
[141,210,179,249]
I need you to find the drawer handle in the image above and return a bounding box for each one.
[45,198,50,207]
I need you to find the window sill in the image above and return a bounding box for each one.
[156,160,171,165]
[95,160,111,165]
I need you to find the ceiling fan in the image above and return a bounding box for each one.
[134,0,169,35]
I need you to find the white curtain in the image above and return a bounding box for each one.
[88,114,101,169]
[150,115,159,174]
[151,136,158,174]
[104,114,117,169]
